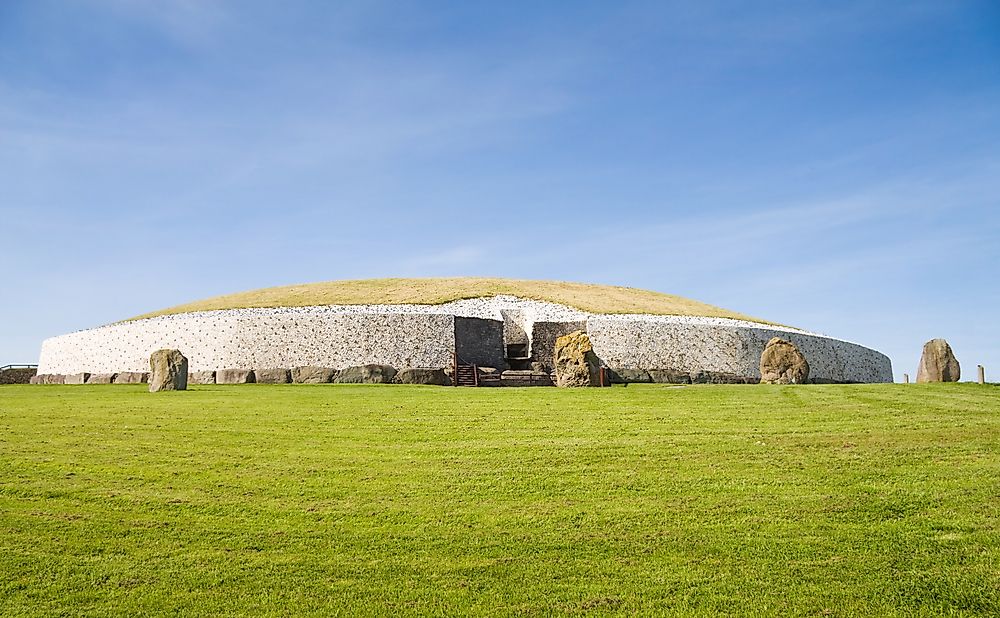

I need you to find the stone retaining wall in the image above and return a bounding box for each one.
[0,368,37,385]
[38,310,459,374]
[587,316,891,383]
[35,298,892,383]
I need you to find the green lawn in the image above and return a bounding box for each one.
[1,384,998,616]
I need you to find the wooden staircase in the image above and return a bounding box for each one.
[454,363,479,387]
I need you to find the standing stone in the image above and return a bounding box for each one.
[916,339,960,383]
[149,349,188,392]
[553,330,601,387]
[254,368,290,384]
[759,337,810,384]
[216,369,255,384]
[291,366,337,383]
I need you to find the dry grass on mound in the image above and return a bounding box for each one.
[128,277,767,323]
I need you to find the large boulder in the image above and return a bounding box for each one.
[149,349,188,392]
[553,330,601,387]
[114,372,148,384]
[759,337,810,384]
[396,367,451,386]
[291,366,337,384]
[216,369,255,384]
[334,364,397,384]
[86,373,116,384]
[254,368,290,384]
[64,373,91,385]
[916,339,960,383]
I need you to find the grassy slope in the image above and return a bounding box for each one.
[1,384,998,616]
[128,277,769,323]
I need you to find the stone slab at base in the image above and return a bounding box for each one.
[216,369,255,384]
[188,371,216,385]
[334,365,396,384]
[255,368,290,384]
[30,374,65,385]
[114,372,149,384]
[396,367,451,386]
[291,366,337,383]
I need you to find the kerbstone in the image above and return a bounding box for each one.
[30,374,65,385]
[216,369,255,384]
[647,369,689,384]
[291,366,337,383]
[396,367,450,386]
[114,372,148,384]
[188,371,216,385]
[255,368,290,384]
[334,364,397,384]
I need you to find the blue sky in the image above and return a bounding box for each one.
[2,1,998,382]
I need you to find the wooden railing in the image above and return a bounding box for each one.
[0,364,38,371]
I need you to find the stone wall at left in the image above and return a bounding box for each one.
[37,308,458,375]
[35,296,894,384]
[0,367,37,385]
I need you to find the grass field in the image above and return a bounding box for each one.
[1,383,998,616]
[128,277,770,323]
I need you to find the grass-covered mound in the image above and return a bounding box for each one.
[129,277,766,322]
[2,383,998,615]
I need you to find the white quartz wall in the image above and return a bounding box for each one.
[587,316,892,383]
[38,310,456,374]
[36,297,892,383]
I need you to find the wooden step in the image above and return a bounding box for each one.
[454,364,478,386]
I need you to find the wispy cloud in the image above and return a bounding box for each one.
[399,246,491,274]
[86,0,232,47]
